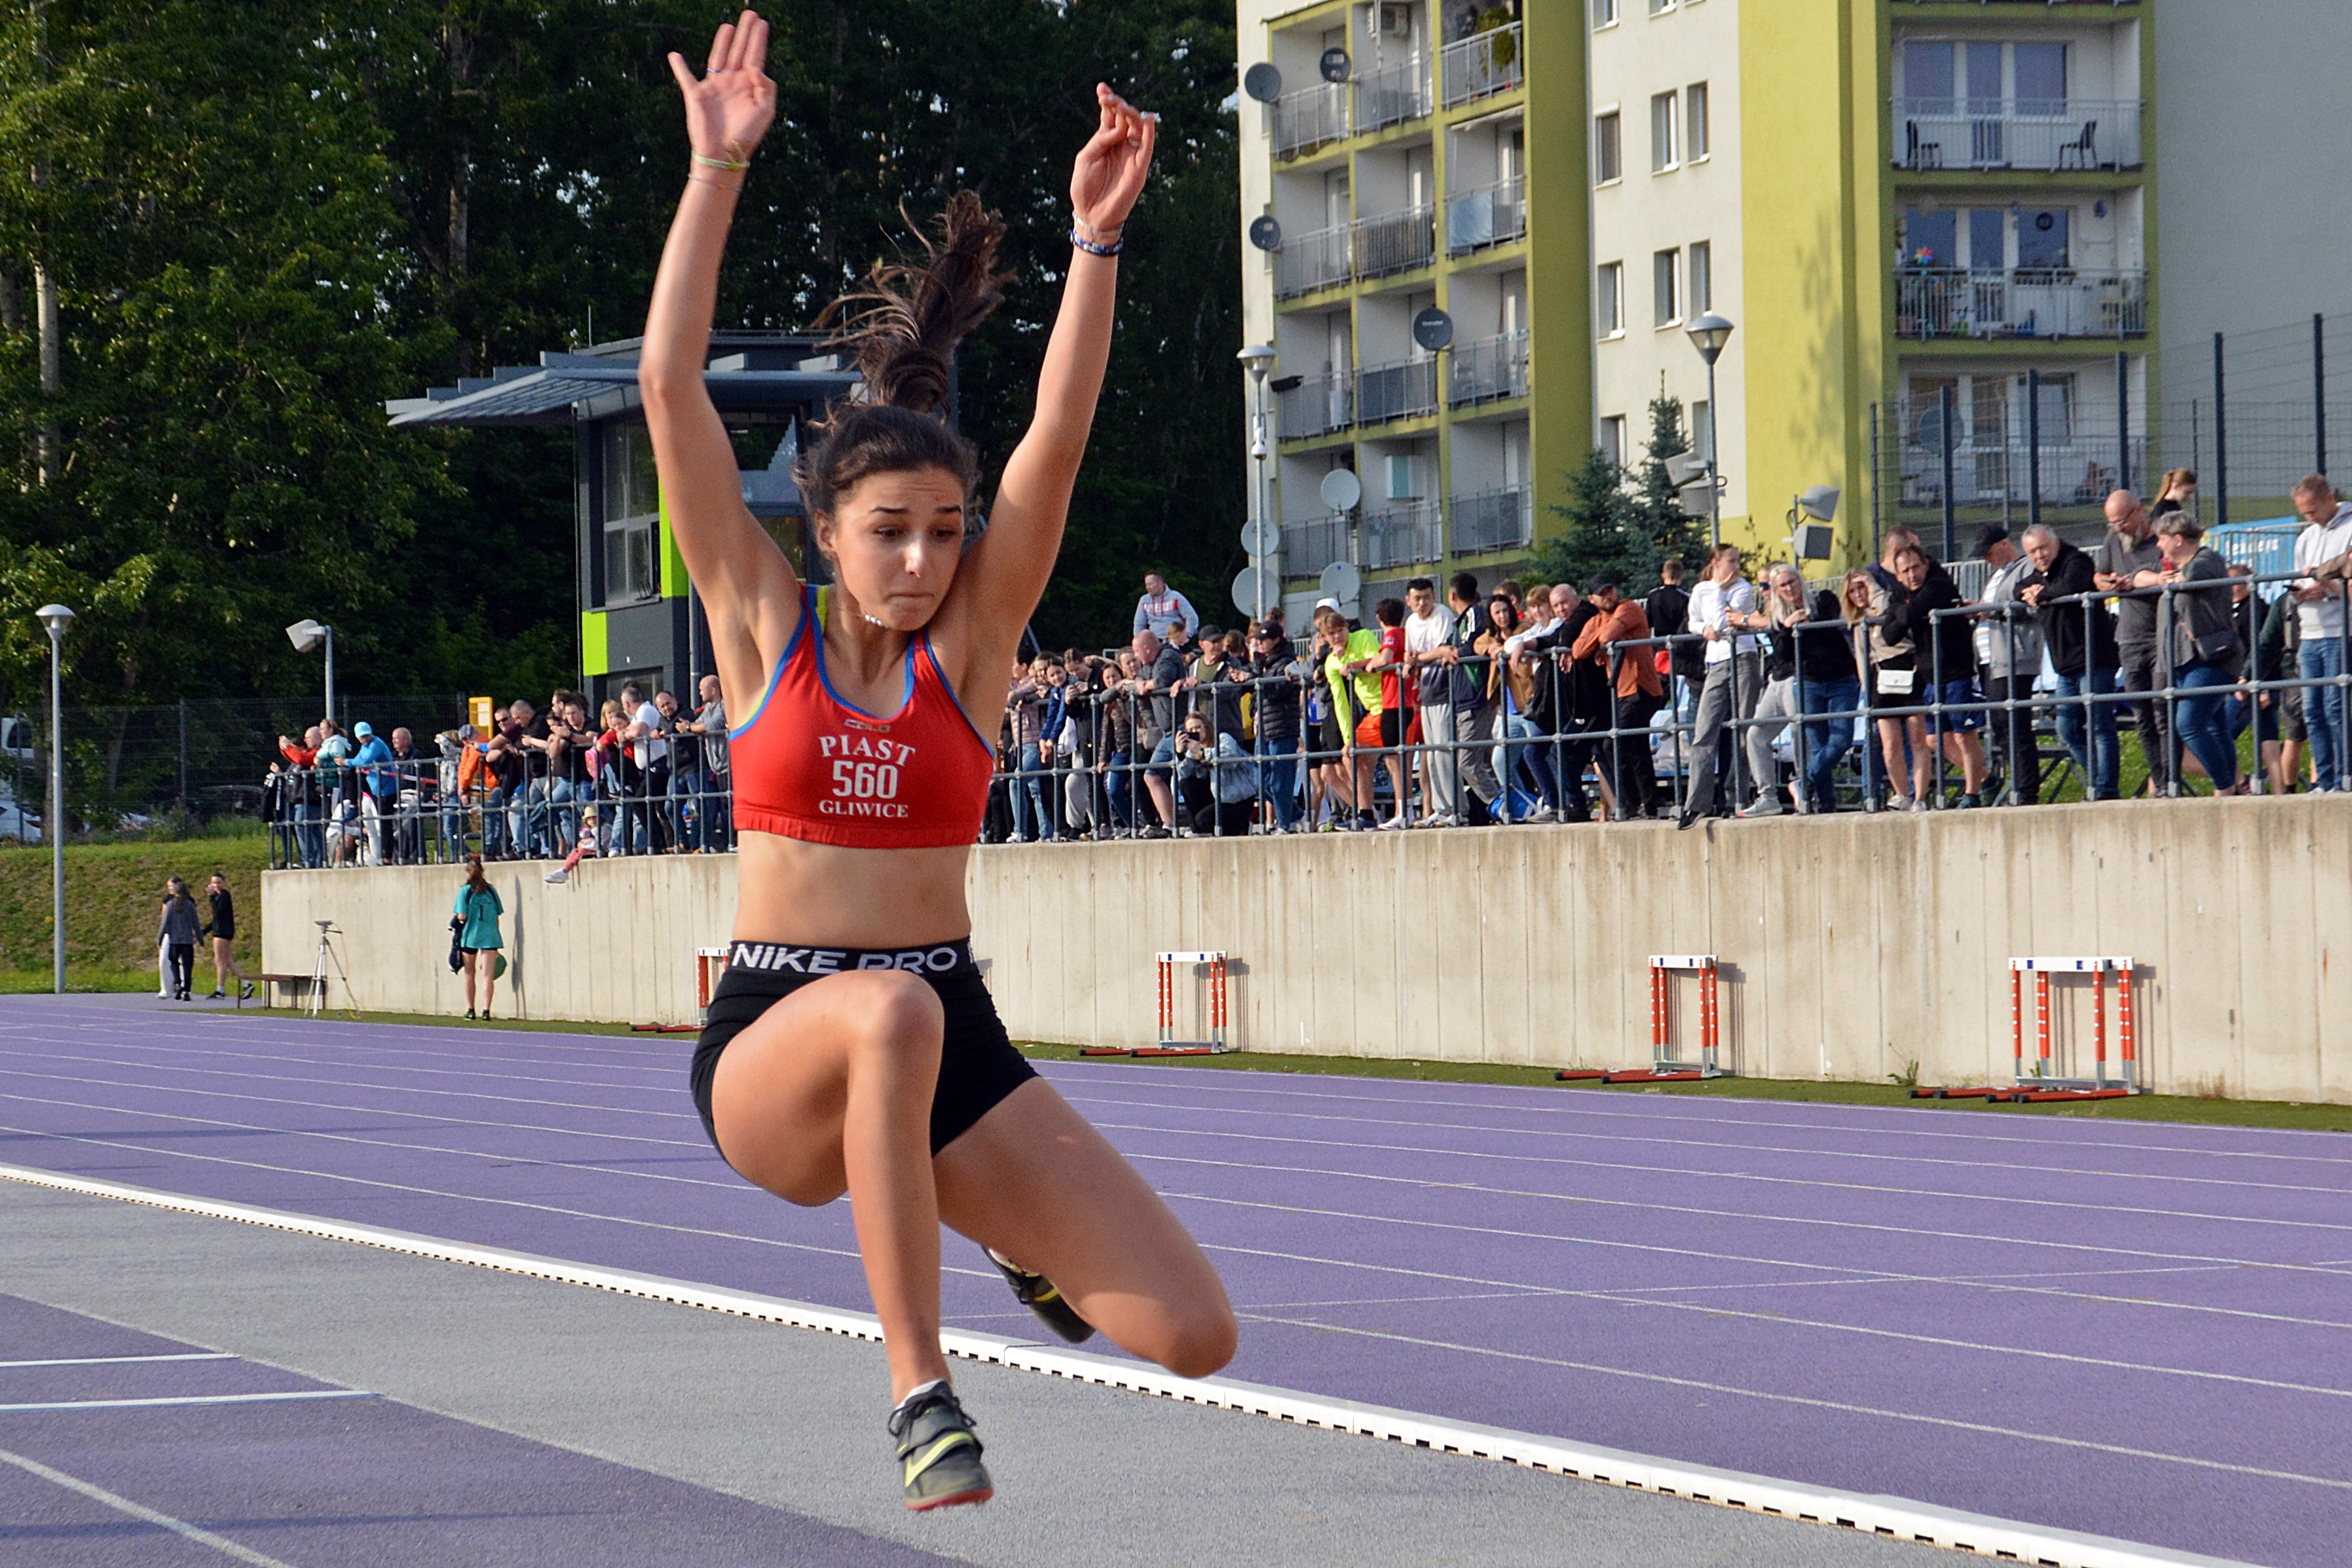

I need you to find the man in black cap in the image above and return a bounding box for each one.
[1974,522,2043,804]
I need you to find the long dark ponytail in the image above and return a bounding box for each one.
[798,192,1011,521]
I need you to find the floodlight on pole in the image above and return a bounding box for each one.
[1683,313,1734,550]
[286,618,335,726]
[35,605,73,995]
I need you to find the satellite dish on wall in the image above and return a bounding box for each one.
[1320,561,1363,601]
[1233,566,1282,617]
[1241,516,1281,556]
[1248,215,1282,252]
[1320,47,1351,83]
[1319,468,1363,513]
[1242,62,1283,103]
[1411,307,1455,352]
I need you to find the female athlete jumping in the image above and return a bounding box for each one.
[644,11,1235,1511]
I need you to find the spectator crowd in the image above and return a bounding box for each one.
[265,677,731,872]
[261,477,2352,868]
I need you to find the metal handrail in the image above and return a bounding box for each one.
[1441,23,1523,109]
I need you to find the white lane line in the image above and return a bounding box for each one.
[37,1032,681,1083]
[0,1389,376,1413]
[0,1091,742,1193]
[1193,1235,2352,1335]
[0,1129,996,1282]
[0,1161,2258,1568]
[0,1445,297,1567]
[1041,1066,2352,1162]
[1229,1308,2352,1491]
[1133,1150,2352,1274]
[0,1043,702,1122]
[0,1063,707,1149]
[1064,1090,2352,1199]
[1091,1118,2352,1238]
[0,1353,236,1370]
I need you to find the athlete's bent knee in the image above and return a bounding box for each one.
[1158,1301,1239,1380]
[836,970,945,1066]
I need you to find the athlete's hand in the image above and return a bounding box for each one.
[1070,84,1156,236]
[668,10,776,164]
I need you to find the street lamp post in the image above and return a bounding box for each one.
[1685,312,1735,550]
[36,605,73,994]
[1237,343,1279,622]
[286,618,335,727]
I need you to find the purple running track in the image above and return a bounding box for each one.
[0,996,2345,1567]
[0,1292,959,1567]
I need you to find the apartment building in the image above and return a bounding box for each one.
[1237,0,1582,621]
[1240,0,2350,593]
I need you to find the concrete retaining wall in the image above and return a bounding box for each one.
[263,797,2352,1103]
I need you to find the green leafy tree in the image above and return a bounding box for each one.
[1531,393,1708,592]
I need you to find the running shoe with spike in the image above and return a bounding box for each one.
[889,1385,992,1510]
[986,1247,1094,1343]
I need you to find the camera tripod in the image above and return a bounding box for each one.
[307,920,357,1019]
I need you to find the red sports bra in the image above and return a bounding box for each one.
[727,586,996,849]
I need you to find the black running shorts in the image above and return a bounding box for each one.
[689,937,1037,1165]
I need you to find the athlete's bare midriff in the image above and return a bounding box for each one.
[731,830,975,950]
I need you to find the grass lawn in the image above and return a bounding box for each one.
[0,832,269,986]
[145,1003,2349,1134]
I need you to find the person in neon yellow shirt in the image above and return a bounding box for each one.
[1315,603,1410,829]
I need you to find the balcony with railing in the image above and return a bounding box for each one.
[1275,208,1436,302]
[1281,516,1353,576]
[1275,371,1354,441]
[1273,82,1351,160]
[1446,176,1525,255]
[1355,56,1432,134]
[1448,331,1530,405]
[1449,486,1533,554]
[1354,205,1437,280]
[1355,356,1440,425]
[1361,502,1444,569]
[1894,98,2143,172]
[1274,226,1353,299]
[1440,23,1522,109]
[1894,267,2148,340]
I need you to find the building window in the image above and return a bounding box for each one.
[1689,241,1712,313]
[1597,262,1624,337]
[1653,248,1681,328]
[1601,416,1628,468]
[603,422,661,605]
[1594,112,1622,184]
[1651,92,1679,172]
[1686,83,1709,161]
[1593,0,1618,26]
[1648,0,1674,14]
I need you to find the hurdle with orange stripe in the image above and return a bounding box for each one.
[1914,956,2138,1102]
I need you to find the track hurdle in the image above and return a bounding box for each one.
[1558,954,1728,1084]
[1914,956,2138,1102]
[1081,951,1233,1058]
[633,946,732,1034]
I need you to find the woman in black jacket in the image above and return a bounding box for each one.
[1885,547,1990,806]
[2144,514,2245,793]
[202,873,254,1001]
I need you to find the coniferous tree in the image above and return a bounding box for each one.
[1532,393,1708,590]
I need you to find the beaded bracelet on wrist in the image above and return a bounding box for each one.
[1070,229,1124,257]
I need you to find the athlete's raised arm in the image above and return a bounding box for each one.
[933,86,1157,678]
[640,11,796,700]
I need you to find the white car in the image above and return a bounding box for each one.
[0,795,41,845]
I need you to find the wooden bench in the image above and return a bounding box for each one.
[254,973,322,1011]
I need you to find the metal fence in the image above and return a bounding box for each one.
[1871,309,2352,557]
[1,694,467,841]
[1892,97,2142,172]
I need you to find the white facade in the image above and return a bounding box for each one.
[1587,0,1745,518]
[2155,0,2352,348]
